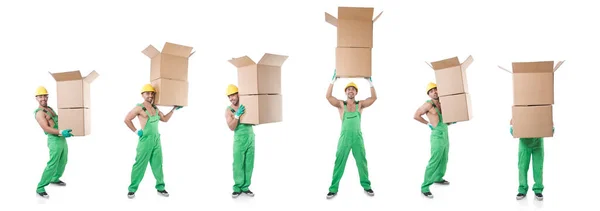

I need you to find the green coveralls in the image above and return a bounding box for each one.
[517,138,544,194]
[421,100,449,193]
[34,107,68,193]
[229,106,255,192]
[128,104,166,192]
[328,101,372,193]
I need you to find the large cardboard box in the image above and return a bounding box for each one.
[49,70,99,109]
[142,42,195,81]
[325,7,383,48]
[239,94,282,125]
[228,53,288,95]
[439,93,472,123]
[151,78,189,106]
[499,61,564,106]
[426,55,473,97]
[57,108,91,136]
[335,47,372,77]
[512,105,553,138]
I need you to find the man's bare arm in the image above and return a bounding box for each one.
[414,102,432,125]
[35,110,60,135]
[225,108,239,131]
[159,108,175,122]
[360,86,377,109]
[326,83,342,108]
[124,106,141,132]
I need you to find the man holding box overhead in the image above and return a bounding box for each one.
[414,82,455,199]
[510,119,554,201]
[325,69,377,199]
[33,86,74,199]
[123,84,182,199]
[224,84,256,198]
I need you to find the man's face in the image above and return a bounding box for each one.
[345,87,357,99]
[428,88,438,100]
[141,92,155,103]
[228,93,239,106]
[36,95,48,107]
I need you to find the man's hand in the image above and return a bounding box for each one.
[137,129,143,137]
[330,69,338,84]
[235,105,246,119]
[174,106,183,110]
[428,123,434,130]
[510,126,513,136]
[365,77,373,87]
[60,129,73,138]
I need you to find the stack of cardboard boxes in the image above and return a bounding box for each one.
[325,6,383,78]
[142,42,195,107]
[499,60,564,138]
[426,56,474,123]
[228,53,288,125]
[49,70,99,136]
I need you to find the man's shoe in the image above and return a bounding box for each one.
[50,180,66,186]
[535,193,543,201]
[243,190,254,197]
[326,192,337,199]
[37,192,49,198]
[434,180,449,185]
[364,189,374,196]
[232,192,241,198]
[127,192,135,199]
[516,193,526,200]
[157,190,169,197]
[422,192,434,198]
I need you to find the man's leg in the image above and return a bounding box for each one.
[128,138,152,193]
[328,135,352,193]
[149,137,165,191]
[420,146,445,193]
[351,135,371,191]
[531,145,544,194]
[36,138,60,193]
[432,145,449,183]
[517,140,532,194]
[240,135,255,192]
[51,139,68,183]
[232,135,247,193]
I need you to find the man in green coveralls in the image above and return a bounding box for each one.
[33,86,74,199]
[414,82,455,199]
[224,84,256,198]
[325,69,377,199]
[124,84,182,199]
[510,119,554,201]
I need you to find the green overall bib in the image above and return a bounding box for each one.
[518,138,544,194]
[421,100,449,193]
[34,107,68,193]
[328,101,372,193]
[128,103,165,192]
[229,106,255,192]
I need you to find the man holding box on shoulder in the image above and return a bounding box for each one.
[510,119,554,201]
[33,86,74,199]
[325,69,377,199]
[413,82,455,199]
[224,84,256,198]
[123,84,182,199]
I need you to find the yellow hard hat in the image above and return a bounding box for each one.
[426,82,437,94]
[35,86,48,96]
[141,84,155,93]
[345,82,358,92]
[226,84,238,96]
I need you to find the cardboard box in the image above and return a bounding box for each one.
[142,42,195,81]
[58,108,91,136]
[229,53,288,95]
[512,105,553,138]
[151,78,189,106]
[49,70,99,109]
[325,7,383,48]
[335,47,372,77]
[239,94,282,125]
[426,56,473,97]
[498,61,564,106]
[439,93,472,123]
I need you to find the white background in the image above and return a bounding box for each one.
[0,0,596,210]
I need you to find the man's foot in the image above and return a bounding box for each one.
[516,193,526,200]
[157,190,169,197]
[326,192,337,199]
[37,192,49,198]
[422,192,434,198]
[232,192,241,198]
[535,193,543,201]
[50,180,66,186]
[434,180,449,185]
[364,189,374,196]
[243,190,254,197]
[127,192,135,199]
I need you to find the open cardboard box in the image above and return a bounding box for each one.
[49,70,99,136]
[228,53,288,95]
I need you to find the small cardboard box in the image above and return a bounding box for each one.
[439,93,473,123]
[142,42,195,81]
[426,55,473,97]
[151,78,189,106]
[512,105,553,138]
[335,47,372,77]
[229,53,288,95]
[58,108,91,136]
[325,7,383,48]
[49,70,99,109]
[498,60,564,106]
[239,94,282,125]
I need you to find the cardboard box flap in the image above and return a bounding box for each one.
[258,53,289,67]
[228,56,256,68]
[49,70,83,81]
[338,7,374,20]
[373,11,384,22]
[461,55,474,70]
[325,12,338,26]
[162,42,194,58]
[553,60,565,72]
[142,45,160,58]
[426,55,473,70]
[83,70,99,83]
[498,60,565,73]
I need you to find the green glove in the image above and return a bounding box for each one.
[510,126,513,136]
[331,69,337,84]
[60,129,73,138]
[175,106,183,110]
[235,105,245,119]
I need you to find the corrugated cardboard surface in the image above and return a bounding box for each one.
[513,72,554,105]
[229,53,288,95]
[335,47,372,77]
[50,70,99,109]
[150,54,189,81]
[439,93,472,123]
[512,105,553,138]
[325,7,382,48]
[239,94,282,125]
[151,78,189,106]
[433,65,469,97]
[58,108,91,136]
